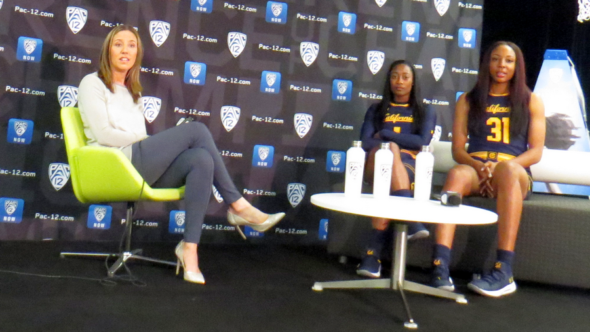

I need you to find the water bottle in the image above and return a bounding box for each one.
[344,140,366,198]
[373,143,394,198]
[414,145,434,201]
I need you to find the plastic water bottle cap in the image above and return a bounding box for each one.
[352,140,362,148]
[380,142,390,149]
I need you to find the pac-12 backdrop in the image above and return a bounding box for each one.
[0,0,482,243]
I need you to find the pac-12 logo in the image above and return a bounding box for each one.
[294,113,313,138]
[402,21,420,43]
[287,183,306,208]
[252,145,274,167]
[142,97,162,123]
[367,51,385,75]
[266,1,287,24]
[338,12,357,34]
[212,185,224,203]
[458,28,476,49]
[169,210,186,234]
[379,164,391,179]
[16,36,43,62]
[261,71,281,93]
[228,32,247,58]
[191,0,213,13]
[435,0,451,16]
[300,42,319,67]
[432,125,442,142]
[58,85,79,107]
[319,219,328,240]
[0,198,24,223]
[375,0,387,7]
[184,61,207,85]
[149,20,171,47]
[326,151,345,173]
[66,7,88,34]
[7,119,34,144]
[221,106,241,132]
[431,58,446,82]
[332,79,353,101]
[49,163,71,191]
[87,205,112,229]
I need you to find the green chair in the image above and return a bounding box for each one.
[59,107,185,277]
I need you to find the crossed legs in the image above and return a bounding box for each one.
[132,122,271,276]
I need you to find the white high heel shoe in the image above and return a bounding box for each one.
[175,240,205,284]
[227,211,286,240]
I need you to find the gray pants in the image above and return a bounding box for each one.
[131,122,242,243]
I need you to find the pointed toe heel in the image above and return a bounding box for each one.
[226,211,286,239]
[250,212,286,232]
[184,271,206,284]
[174,240,205,284]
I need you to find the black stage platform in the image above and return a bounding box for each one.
[0,242,588,332]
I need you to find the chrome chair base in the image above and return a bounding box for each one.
[60,249,177,277]
[60,202,177,278]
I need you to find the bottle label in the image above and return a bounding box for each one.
[348,162,363,180]
[379,164,391,179]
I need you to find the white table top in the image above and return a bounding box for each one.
[311,193,497,225]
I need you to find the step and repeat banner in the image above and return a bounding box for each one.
[0,0,482,243]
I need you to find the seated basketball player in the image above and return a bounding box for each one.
[430,41,546,297]
[356,60,437,278]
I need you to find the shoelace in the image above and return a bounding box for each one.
[479,269,507,284]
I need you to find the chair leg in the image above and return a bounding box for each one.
[61,202,178,278]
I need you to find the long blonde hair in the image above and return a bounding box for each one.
[98,25,143,103]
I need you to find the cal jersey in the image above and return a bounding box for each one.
[467,94,529,161]
[360,102,436,152]
[382,103,415,137]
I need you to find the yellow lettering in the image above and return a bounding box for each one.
[486,104,511,114]
[384,113,413,124]
[486,117,510,143]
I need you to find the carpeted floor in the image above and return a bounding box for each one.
[0,241,588,332]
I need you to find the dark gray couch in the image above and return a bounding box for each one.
[327,187,590,289]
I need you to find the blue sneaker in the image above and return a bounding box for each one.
[357,251,381,278]
[430,259,455,291]
[407,223,429,241]
[467,262,517,297]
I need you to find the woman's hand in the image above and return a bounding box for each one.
[473,160,491,197]
[478,161,497,198]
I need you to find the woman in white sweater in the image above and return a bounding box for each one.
[78,25,285,284]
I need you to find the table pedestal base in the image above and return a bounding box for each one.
[312,279,467,303]
[313,223,467,329]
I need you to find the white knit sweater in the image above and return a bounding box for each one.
[78,72,148,160]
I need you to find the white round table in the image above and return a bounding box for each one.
[310,193,498,329]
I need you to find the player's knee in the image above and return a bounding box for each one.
[447,165,470,182]
[495,160,523,179]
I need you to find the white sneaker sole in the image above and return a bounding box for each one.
[467,281,517,297]
[356,268,381,279]
[435,277,455,292]
[407,230,430,241]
